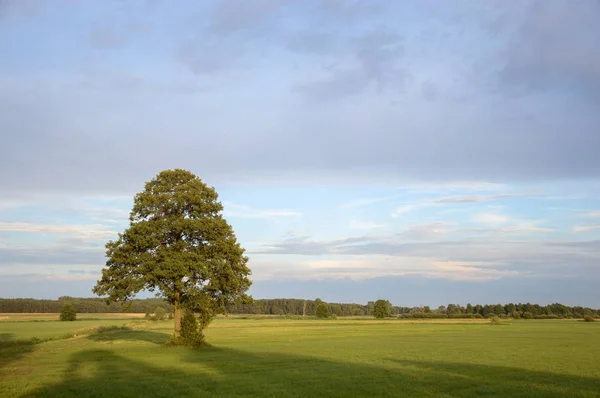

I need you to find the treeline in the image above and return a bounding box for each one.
[1,297,598,319]
[224,299,600,319]
[0,297,173,314]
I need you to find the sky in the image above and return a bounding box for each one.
[1,0,600,307]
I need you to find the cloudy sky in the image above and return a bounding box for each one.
[1,0,599,307]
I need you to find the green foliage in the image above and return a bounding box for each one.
[315,302,329,318]
[171,308,211,347]
[144,308,151,319]
[92,169,252,338]
[489,317,501,325]
[330,314,338,320]
[373,299,391,319]
[59,303,77,322]
[583,315,595,322]
[154,306,166,321]
[522,312,534,319]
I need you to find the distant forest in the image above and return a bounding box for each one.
[1,297,599,319]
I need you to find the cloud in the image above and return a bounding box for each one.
[498,0,600,101]
[339,197,391,210]
[396,223,449,241]
[586,211,600,218]
[0,222,116,240]
[391,202,434,218]
[391,191,525,217]
[222,203,302,219]
[293,27,408,100]
[472,213,508,224]
[348,220,386,230]
[433,193,528,203]
[573,224,600,233]
[252,254,516,282]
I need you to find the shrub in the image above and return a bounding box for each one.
[583,315,595,322]
[171,308,206,347]
[315,303,329,318]
[490,317,501,325]
[59,303,77,322]
[168,312,174,320]
[373,299,391,319]
[522,311,533,319]
[154,306,167,321]
[330,314,338,320]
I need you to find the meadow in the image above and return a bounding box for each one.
[1,314,599,397]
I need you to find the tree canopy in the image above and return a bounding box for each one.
[373,299,391,319]
[59,303,77,321]
[92,169,252,340]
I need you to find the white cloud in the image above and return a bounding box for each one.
[391,202,433,217]
[391,191,526,217]
[222,203,302,219]
[404,181,508,194]
[573,224,600,233]
[472,213,508,224]
[339,197,390,210]
[586,211,600,218]
[349,220,386,230]
[432,193,529,203]
[0,222,116,240]
[251,254,518,282]
[398,223,449,240]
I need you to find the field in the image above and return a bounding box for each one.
[1,315,599,397]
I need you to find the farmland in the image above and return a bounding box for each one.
[1,314,599,397]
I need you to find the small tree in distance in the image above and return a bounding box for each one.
[59,303,77,322]
[154,306,167,321]
[373,299,391,319]
[315,302,329,318]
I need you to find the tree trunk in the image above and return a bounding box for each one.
[174,289,182,337]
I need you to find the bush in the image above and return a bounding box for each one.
[522,312,533,319]
[154,306,167,321]
[171,308,206,347]
[330,314,338,320]
[315,303,329,318]
[490,317,501,325]
[583,315,595,322]
[373,299,391,319]
[59,303,77,321]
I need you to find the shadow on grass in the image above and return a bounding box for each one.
[0,333,37,370]
[21,330,600,398]
[84,328,170,345]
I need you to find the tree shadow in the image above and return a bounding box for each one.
[0,333,37,370]
[23,344,600,397]
[388,359,600,397]
[85,328,169,345]
[0,333,14,340]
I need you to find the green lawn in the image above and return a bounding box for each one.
[1,317,599,397]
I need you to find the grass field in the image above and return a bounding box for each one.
[1,315,599,397]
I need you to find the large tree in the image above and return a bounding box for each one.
[92,169,252,340]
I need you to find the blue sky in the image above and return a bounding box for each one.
[1,0,600,306]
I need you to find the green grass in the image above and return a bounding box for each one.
[0,319,137,341]
[1,317,599,397]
